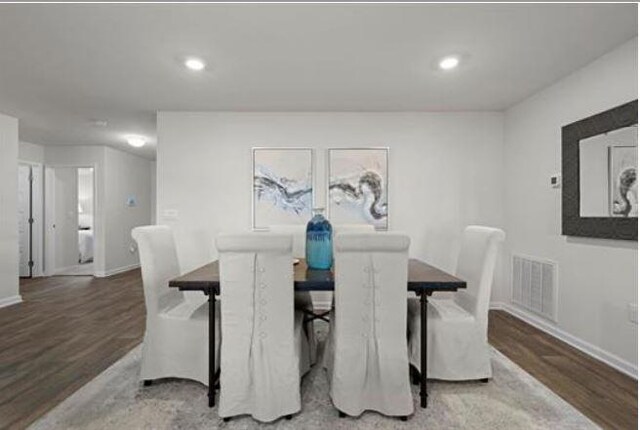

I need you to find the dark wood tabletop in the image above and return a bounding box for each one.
[169,258,466,295]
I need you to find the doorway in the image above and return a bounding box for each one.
[44,166,95,276]
[76,168,95,274]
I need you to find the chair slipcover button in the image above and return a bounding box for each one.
[260,282,267,289]
[259,332,267,338]
[260,299,267,305]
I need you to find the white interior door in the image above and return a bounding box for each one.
[44,166,56,276]
[18,164,31,277]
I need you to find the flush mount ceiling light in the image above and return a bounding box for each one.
[126,135,146,148]
[438,55,460,71]
[184,57,206,71]
[89,119,108,127]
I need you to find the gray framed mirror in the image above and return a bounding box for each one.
[562,100,637,240]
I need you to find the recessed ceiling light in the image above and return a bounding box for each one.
[438,56,460,71]
[184,57,206,71]
[126,135,146,148]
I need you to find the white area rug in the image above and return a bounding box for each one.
[31,328,597,430]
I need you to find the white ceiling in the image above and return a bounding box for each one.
[0,3,636,159]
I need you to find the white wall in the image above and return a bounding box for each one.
[502,38,638,376]
[44,145,153,276]
[0,113,20,306]
[103,146,152,274]
[45,145,107,275]
[54,167,79,270]
[150,161,157,225]
[19,141,45,164]
[157,112,505,298]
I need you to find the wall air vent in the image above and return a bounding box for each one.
[512,254,558,322]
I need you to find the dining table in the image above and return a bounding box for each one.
[169,258,466,409]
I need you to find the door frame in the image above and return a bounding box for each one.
[44,163,98,277]
[19,161,44,277]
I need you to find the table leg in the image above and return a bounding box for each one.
[209,293,216,407]
[420,290,428,408]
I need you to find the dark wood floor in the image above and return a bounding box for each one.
[0,272,145,430]
[0,271,636,429]
[489,310,637,429]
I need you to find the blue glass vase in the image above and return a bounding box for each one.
[305,208,333,270]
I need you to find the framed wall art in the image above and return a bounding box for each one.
[252,147,314,230]
[327,147,389,230]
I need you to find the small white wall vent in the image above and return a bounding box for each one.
[512,254,558,322]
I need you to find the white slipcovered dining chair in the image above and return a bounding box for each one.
[268,224,317,365]
[132,225,220,387]
[215,233,311,422]
[324,233,413,419]
[407,225,505,381]
[269,223,375,254]
[268,224,306,258]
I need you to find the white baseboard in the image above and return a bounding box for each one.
[94,263,140,278]
[490,302,508,311]
[490,301,638,379]
[0,294,22,309]
[54,264,92,276]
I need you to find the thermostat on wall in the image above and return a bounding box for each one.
[550,174,561,189]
